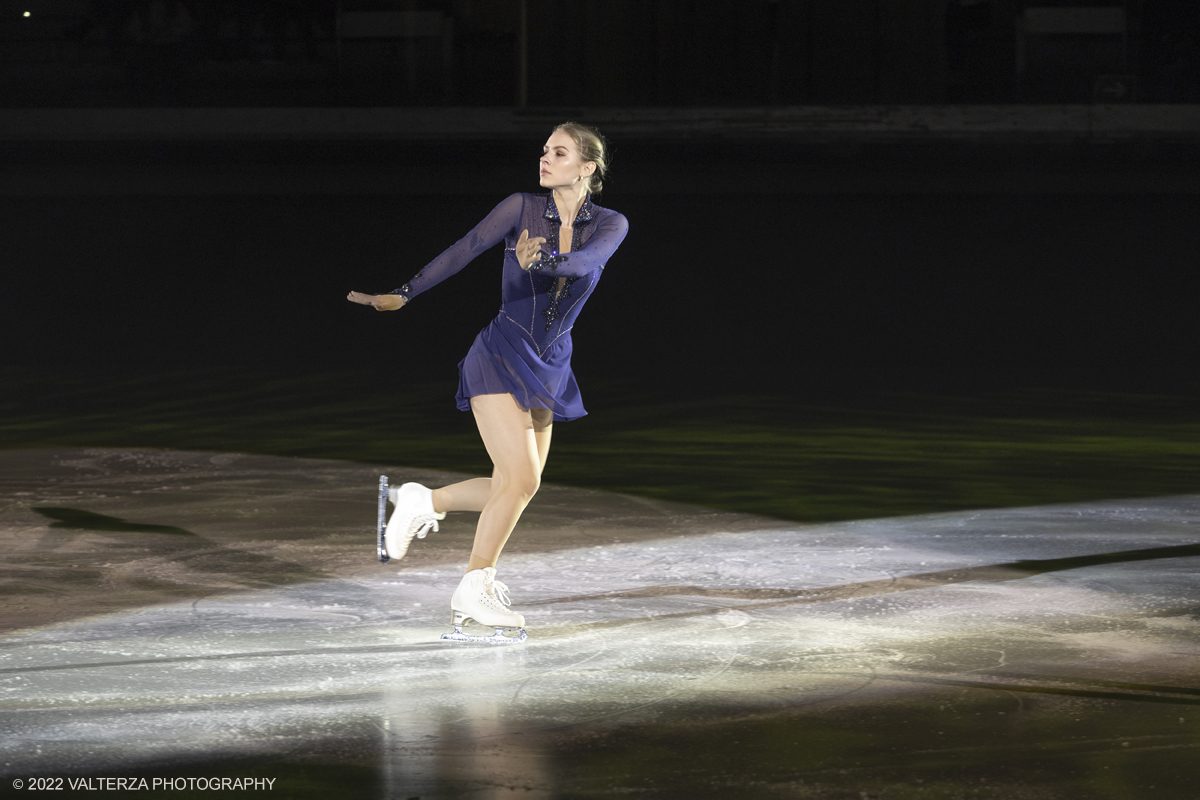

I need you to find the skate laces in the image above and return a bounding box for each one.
[484,575,513,608]
[410,514,441,540]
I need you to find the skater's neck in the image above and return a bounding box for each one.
[551,185,589,228]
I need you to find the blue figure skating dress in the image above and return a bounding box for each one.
[393,193,629,422]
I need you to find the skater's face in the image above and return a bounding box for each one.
[539,130,595,191]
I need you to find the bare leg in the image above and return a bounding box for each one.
[532,407,553,470]
[463,394,553,572]
[431,475,493,514]
[434,411,551,513]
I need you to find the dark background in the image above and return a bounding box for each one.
[3,0,1199,106]
[4,138,1200,399]
[2,0,1199,400]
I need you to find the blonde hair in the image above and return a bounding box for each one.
[554,121,609,195]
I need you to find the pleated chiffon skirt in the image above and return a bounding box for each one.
[455,314,586,422]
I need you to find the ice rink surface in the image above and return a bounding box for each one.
[1,448,1198,799]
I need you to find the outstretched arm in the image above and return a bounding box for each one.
[525,212,629,277]
[346,193,525,310]
[392,193,525,301]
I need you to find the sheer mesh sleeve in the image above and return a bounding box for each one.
[391,193,525,300]
[530,212,629,277]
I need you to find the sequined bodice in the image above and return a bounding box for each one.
[394,193,629,355]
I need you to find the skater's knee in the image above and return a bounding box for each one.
[514,471,541,501]
[496,469,539,502]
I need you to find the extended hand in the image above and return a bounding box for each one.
[347,291,405,311]
[515,229,547,271]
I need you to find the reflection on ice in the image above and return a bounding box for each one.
[2,475,1199,796]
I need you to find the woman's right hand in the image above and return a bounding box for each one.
[347,291,406,311]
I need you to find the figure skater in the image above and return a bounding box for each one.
[347,122,628,643]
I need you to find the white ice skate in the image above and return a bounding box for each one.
[441,567,528,644]
[379,479,445,563]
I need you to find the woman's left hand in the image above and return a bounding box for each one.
[515,229,547,271]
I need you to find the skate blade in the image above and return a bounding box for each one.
[376,475,390,564]
[441,625,527,644]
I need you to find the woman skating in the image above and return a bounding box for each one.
[347,122,628,643]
